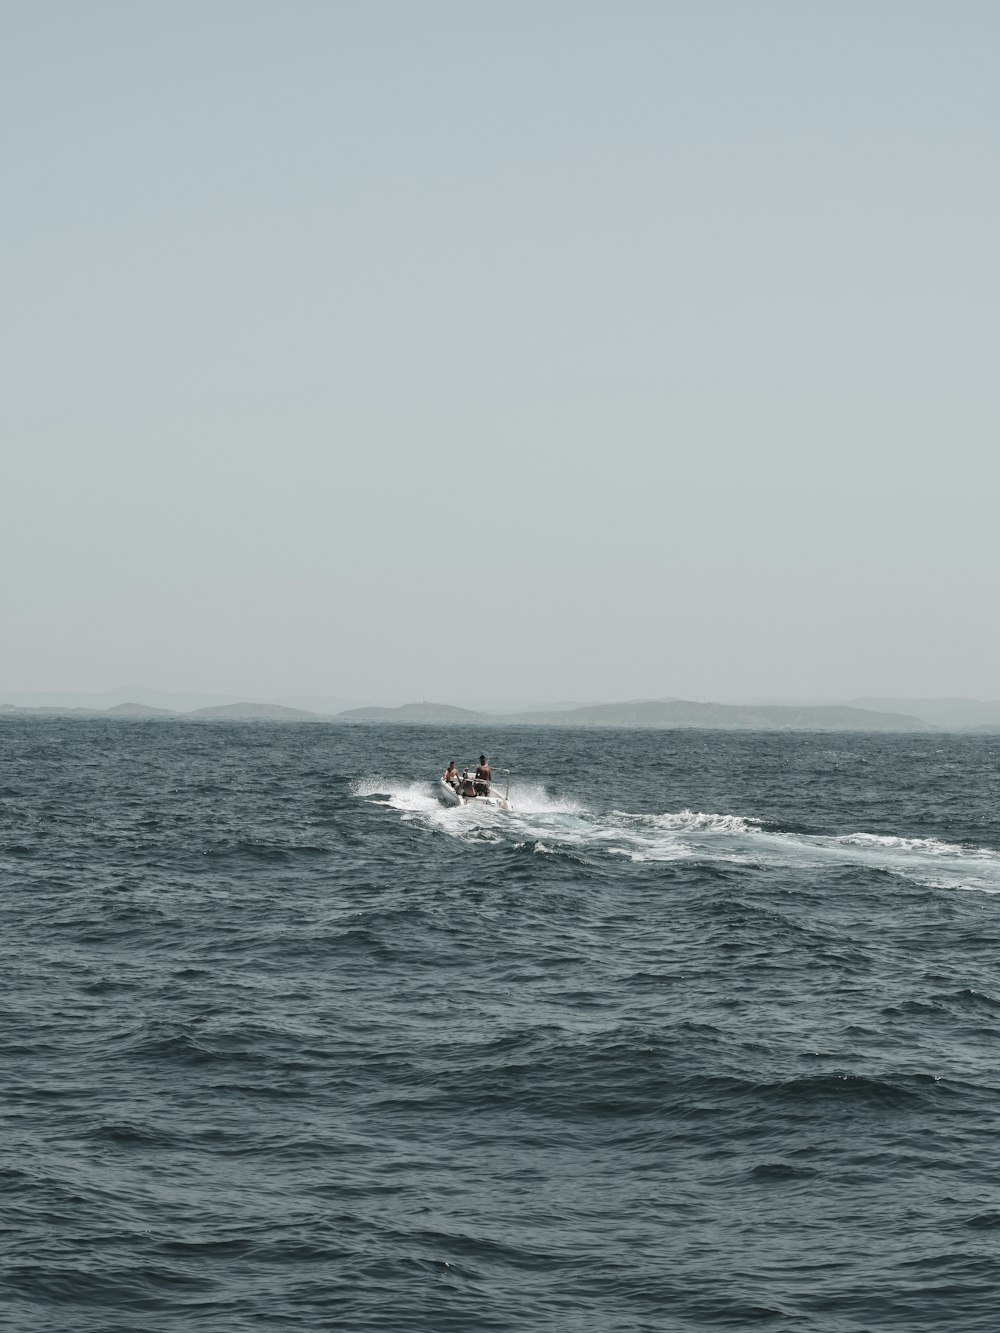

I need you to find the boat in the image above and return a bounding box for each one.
[438,771,511,811]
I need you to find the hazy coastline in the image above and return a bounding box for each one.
[5,693,1000,732]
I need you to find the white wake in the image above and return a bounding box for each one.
[350,777,1000,896]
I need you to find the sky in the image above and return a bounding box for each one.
[3,0,998,704]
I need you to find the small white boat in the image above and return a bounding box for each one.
[438,772,511,811]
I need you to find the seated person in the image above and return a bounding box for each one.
[443,761,459,789]
[474,754,491,796]
[460,768,477,798]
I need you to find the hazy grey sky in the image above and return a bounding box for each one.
[3,1,998,702]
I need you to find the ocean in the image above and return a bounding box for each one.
[3,719,1000,1331]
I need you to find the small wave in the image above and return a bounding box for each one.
[513,840,556,855]
[89,1120,172,1147]
[950,988,1000,1010]
[762,1072,926,1110]
[749,1162,820,1182]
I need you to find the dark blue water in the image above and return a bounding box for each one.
[3,719,1000,1331]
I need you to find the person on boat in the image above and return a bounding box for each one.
[459,768,477,799]
[443,761,459,789]
[474,754,491,796]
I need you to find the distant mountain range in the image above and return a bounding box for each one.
[335,700,926,730]
[0,688,361,714]
[5,695,1000,731]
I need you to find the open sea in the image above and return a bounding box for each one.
[3,718,1000,1331]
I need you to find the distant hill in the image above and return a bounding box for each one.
[336,701,491,724]
[106,701,176,717]
[267,695,361,715]
[187,702,321,720]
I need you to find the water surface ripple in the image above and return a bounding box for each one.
[2,720,1000,1330]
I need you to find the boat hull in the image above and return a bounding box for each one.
[438,778,510,811]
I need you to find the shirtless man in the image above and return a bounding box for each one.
[474,754,491,797]
[443,761,459,789]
